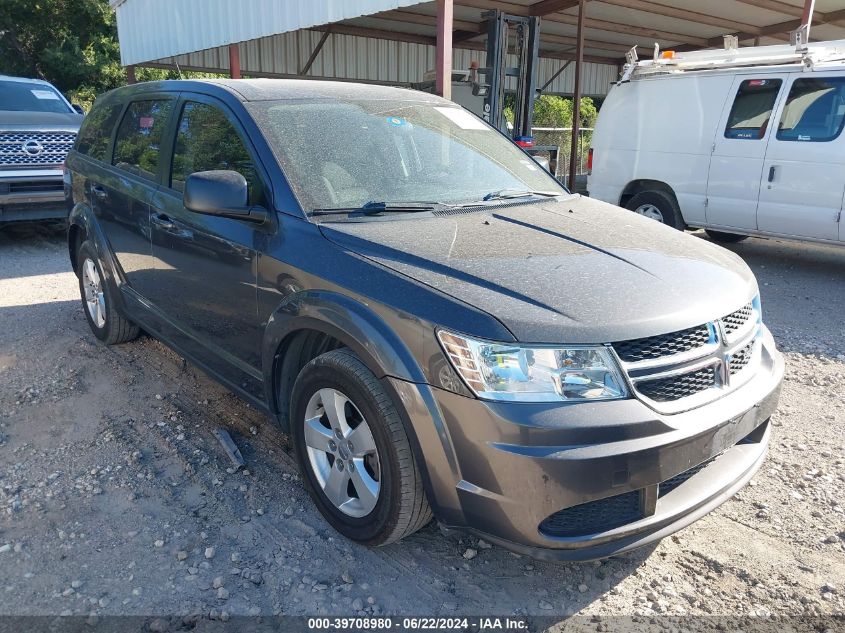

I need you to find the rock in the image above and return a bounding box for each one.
[823,535,839,544]
[176,551,188,561]
[462,548,478,560]
[213,576,224,589]
[71,580,82,589]
[477,539,492,549]
[154,540,164,548]
[341,572,353,584]
[352,598,364,611]
[578,584,588,593]
[1,543,15,554]
[539,600,553,610]
[217,587,229,600]
[230,552,241,563]
[367,596,375,605]
[205,547,216,559]
[821,583,837,594]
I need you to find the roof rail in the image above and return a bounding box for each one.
[618,38,845,84]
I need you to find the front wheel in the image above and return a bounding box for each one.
[705,229,749,243]
[625,191,684,230]
[290,349,431,545]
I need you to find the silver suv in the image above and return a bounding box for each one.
[0,75,82,224]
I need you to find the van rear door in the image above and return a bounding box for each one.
[706,75,787,231]
[756,72,845,241]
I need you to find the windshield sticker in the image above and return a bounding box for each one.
[434,107,489,130]
[386,116,406,126]
[31,89,60,100]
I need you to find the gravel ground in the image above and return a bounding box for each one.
[0,222,843,628]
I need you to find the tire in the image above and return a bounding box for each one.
[290,349,431,546]
[625,191,685,230]
[76,240,140,345]
[705,229,749,243]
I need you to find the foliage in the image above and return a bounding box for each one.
[504,94,598,129]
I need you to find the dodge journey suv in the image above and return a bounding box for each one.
[65,80,784,561]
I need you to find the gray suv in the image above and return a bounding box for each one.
[0,75,82,223]
[65,80,784,561]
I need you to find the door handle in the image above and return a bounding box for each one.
[91,185,108,199]
[767,165,776,182]
[151,213,177,231]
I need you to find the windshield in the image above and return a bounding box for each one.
[248,99,565,215]
[0,80,71,113]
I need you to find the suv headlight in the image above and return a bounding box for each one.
[437,330,629,402]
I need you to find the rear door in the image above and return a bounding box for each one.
[756,72,845,241]
[706,75,787,230]
[97,96,175,296]
[146,94,271,399]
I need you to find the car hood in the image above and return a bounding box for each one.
[0,111,83,130]
[319,196,758,344]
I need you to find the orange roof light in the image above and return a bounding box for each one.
[661,50,676,59]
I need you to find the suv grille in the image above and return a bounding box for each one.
[723,303,753,337]
[637,366,716,402]
[612,324,711,363]
[612,299,760,412]
[0,131,76,167]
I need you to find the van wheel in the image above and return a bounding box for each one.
[625,191,684,230]
[290,349,431,546]
[705,230,748,243]
[76,240,140,344]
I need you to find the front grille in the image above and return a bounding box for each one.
[612,324,711,363]
[0,131,76,167]
[540,454,721,538]
[637,366,716,402]
[723,303,753,336]
[729,341,754,375]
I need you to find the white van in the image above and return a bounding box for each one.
[588,40,845,245]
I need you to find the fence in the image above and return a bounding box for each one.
[531,127,594,181]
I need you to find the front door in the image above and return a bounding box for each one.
[756,73,845,241]
[147,96,271,400]
[706,75,786,230]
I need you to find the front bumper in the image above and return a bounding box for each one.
[0,171,67,222]
[390,333,784,561]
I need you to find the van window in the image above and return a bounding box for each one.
[724,79,782,140]
[112,99,173,181]
[170,101,263,205]
[776,77,845,142]
[76,103,122,162]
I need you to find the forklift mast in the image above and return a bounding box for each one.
[480,10,541,140]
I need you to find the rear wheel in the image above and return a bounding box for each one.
[625,191,684,230]
[705,229,749,243]
[76,240,139,344]
[290,349,431,545]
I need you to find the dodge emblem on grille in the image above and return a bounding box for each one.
[22,139,44,156]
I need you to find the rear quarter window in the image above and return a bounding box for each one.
[76,103,123,162]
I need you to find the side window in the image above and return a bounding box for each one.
[170,102,264,205]
[76,103,122,161]
[112,99,173,181]
[776,77,845,142]
[724,79,782,140]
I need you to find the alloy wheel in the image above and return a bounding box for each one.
[303,388,381,518]
[82,257,106,329]
[634,203,665,222]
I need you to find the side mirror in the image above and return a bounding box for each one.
[183,170,266,222]
[72,104,85,115]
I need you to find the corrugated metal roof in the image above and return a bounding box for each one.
[150,29,617,96]
[110,0,430,66]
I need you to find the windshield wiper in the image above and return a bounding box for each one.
[310,201,441,217]
[481,189,562,202]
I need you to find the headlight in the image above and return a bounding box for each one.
[437,330,629,402]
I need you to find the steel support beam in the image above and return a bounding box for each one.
[539,59,572,92]
[568,0,586,191]
[299,29,331,75]
[228,43,241,79]
[529,0,580,16]
[126,65,136,84]
[436,0,454,100]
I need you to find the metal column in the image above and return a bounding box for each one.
[229,43,241,79]
[435,0,454,100]
[568,0,586,191]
